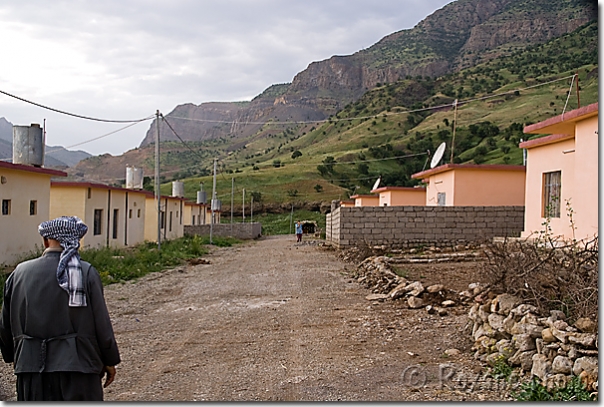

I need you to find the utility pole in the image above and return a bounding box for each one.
[576,72,580,108]
[450,99,458,164]
[210,158,217,244]
[289,204,294,235]
[251,195,253,224]
[155,110,161,250]
[231,177,234,236]
[242,188,245,223]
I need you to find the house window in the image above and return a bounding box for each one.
[87,188,92,199]
[543,171,561,218]
[112,209,119,239]
[169,212,173,232]
[160,211,165,229]
[2,200,11,215]
[129,209,132,219]
[94,209,103,235]
[437,192,446,206]
[29,200,37,216]
[137,209,141,218]
[192,215,195,225]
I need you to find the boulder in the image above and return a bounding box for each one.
[488,313,505,331]
[513,333,536,352]
[406,281,425,297]
[572,356,599,377]
[441,300,455,307]
[531,354,552,380]
[574,317,597,333]
[491,294,522,315]
[509,349,537,371]
[541,328,556,343]
[568,333,597,348]
[407,296,424,309]
[551,355,573,374]
[511,322,543,338]
[426,284,444,294]
[388,282,409,299]
[510,304,539,318]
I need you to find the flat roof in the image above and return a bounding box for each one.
[370,186,426,193]
[519,133,575,149]
[52,180,148,195]
[411,163,525,180]
[524,102,598,135]
[0,161,67,177]
[350,194,379,199]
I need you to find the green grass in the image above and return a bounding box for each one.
[249,209,327,236]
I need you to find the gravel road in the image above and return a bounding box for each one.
[1,235,512,401]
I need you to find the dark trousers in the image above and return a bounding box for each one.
[17,371,104,401]
[296,233,302,242]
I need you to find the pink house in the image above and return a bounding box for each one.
[350,194,379,207]
[519,102,598,242]
[369,186,426,207]
[411,164,526,206]
[340,199,355,208]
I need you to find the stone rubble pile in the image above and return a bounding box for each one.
[353,255,480,315]
[468,290,598,393]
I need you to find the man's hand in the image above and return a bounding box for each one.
[102,365,116,388]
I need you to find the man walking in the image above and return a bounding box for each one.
[0,216,120,401]
[295,220,303,243]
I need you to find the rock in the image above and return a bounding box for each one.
[388,281,409,299]
[441,300,455,307]
[572,356,599,377]
[574,317,597,333]
[552,355,573,374]
[545,374,570,392]
[478,304,490,323]
[502,314,516,334]
[407,296,424,309]
[553,320,569,331]
[406,281,425,297]
[511,322,543,338]
[445,348,461,357]
[510,304,539,318]
[486,352,505,367]
[541,328,556,343]
[473,324,496,340]
[579,370,598,392]
[437,307,448,317]
[365,293,388,301]
[509,349,537,371]
[567,346,578,360]
[478,337,497,353]
[513,333,536,352]
[468,282,481,291]
[535,338,544,354]
[491,294,522,315]
[551,327,569,344]
[531,354,552,380]
[488,313,505,331]
[568,333,597,348]
[550,310,566,321]
[426,284,444,293]
[468,304,480,322]
[425,305,436,314]
[519,312,540,326]
[459,290,472,299]
[496,339,515,359]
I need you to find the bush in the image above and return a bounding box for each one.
[514,376,595,401]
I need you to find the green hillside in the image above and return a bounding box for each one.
[159,21,597,207]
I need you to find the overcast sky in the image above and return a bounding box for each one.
[0,0,455,156]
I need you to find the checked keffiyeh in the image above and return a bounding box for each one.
[38,216,89,307]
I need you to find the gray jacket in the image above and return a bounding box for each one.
[0,248,120,374]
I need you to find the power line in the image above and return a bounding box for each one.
[0,89,155,123]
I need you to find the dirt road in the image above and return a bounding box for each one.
[1,235,510,401]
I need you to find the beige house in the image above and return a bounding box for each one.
[340,200,355,208]
[184,201,209,225]
[520,102,598,242]
[50,181,147,249]
[369,186,426,207]
[0,162,67,265]
[411,164,526,207]
[143,192,188,242]
[350,194,379,207]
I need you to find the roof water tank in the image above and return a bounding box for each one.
[13,124,44,167]
[211,198,221,212]
[197,190,207,204]
[172,181,184,197]
[126,167,144,189]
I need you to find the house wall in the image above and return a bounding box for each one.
[326,206,524,248]
[125,191,146,247]
[425,171,455,206]
[185,223,262,240]
[381,190,426,206]
[0,170,53,265]
[355,196,379,207]
[572,115,598,240]
[50,186,86,221]
[144,197,159,242]
[521,138,575,240]
[453,169,525,206]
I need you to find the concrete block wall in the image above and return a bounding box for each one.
[184,223,262,240]
[327,206,524,248]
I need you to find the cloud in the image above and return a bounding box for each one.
[0,0,453,155]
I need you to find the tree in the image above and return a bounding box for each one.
[250,191,262,202]
[317,165,328,177]
[291,150,302,159]
[272,160,281,168]
[314,184,323,193]
[322,156,336,173]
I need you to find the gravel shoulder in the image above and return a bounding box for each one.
[1,235,510,401]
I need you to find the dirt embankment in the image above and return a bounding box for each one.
[1,236,509,401]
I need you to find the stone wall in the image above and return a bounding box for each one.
[184,223,262,240]
[326,206,524,248]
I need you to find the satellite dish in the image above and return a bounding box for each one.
[430,142,446,168]
[372,177,381,191]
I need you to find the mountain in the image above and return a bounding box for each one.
[138,0,596,148]
[0,117,92,168]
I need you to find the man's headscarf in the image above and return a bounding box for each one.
[38,216,88,307]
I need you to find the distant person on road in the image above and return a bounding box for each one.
[295,220,303,243]
[0,216,120,401]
